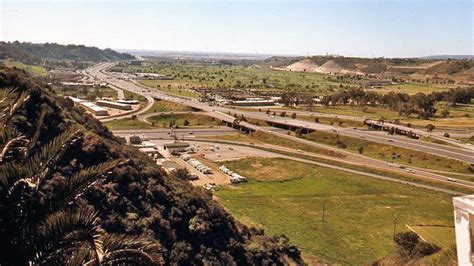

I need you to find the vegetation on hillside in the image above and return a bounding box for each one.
[0,41,134,66]
[0,67,301,264]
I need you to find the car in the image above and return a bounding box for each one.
[388,139,394,142]
[297,149,303,153]
[228,147,234,150]
[407,169,416,173]
[188,132,194,135]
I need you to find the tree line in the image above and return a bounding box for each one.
[321,87,474,119]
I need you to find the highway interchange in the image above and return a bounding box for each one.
[85,62,474,193]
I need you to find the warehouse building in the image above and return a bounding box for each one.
[163,142,190,154]
[96,100,133,110]
[67,96,109,116]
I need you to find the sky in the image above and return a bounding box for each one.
[1,0,473,57]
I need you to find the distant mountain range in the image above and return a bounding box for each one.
[422,55,474,60]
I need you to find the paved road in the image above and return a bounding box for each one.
[85,63,474,187]
[113,127,238,138]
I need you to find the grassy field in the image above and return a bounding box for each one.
[103,118,153,130]
[303,102,474,130]
[144,99,193,114]
[147,113,220,128]
[375,83,453,95]
[123,90,147,103]
[409,225,455,249]
[1,59,48,76]
[139,80,201,98]
[114,62,355,94]
[303,131,473,175]
[215,157,454,265]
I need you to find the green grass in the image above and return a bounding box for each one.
[139,80,201,98]
[1,59,48,76]
[103,118,153,130]
[215,157,454,265]
[409,225,455,249]
[113,62,355,94]
[375,83,453,95]
[303,131,473,175]
[144,99,193,114]
[295,102,474,130]
[147,113,220,128]
[123,90,147,103]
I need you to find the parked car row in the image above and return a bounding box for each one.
[181,155,212,174]
[219,165,247,183]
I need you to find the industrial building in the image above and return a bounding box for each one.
[117,99,140,105]
[231,98,275,106]
[67,96,109,116]
[96,100,133,110]
[164,142,191,153]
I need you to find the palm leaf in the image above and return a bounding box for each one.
[36,208,104,264]
[51,158,129,212]
[102,234,163,264]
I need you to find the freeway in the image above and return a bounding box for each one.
[113,127,238,139]
[85,62,474,164]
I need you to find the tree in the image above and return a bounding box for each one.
[183,119,190,126]
[291,113,297,119]
[426,124,435,132]
[358,146,364,154]
[394,232,440,259]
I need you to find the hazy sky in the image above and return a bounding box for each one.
[1,0,472,57]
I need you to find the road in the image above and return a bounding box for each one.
[85,62,474,167]
[113,127,238,138]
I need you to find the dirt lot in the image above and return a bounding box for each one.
[150,139,279,186]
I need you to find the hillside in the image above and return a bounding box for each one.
[264,56,474,81]
[0,67,301,264]
[0,41,135,65]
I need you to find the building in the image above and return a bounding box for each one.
[368,80,393,88]
[117,99,140,105]
[453,195,474,265]
[67,96,109,116]
[96,100,133,110]
[163,142,190,153]
[231,98,275,106]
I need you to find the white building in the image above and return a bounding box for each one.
[453,195,474,265]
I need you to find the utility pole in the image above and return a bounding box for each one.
[322,202,326,223]
[393,215,398,239]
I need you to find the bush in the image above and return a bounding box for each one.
[426,124,435,132]
[394,231,440,259]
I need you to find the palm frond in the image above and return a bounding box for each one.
[28,108,47,152]
[1,90,30,129]
[51,158,129,212]
[102,234,163,264]
[101,249,157,265]
[25,128,82,189]
[0,134,29,163]
[36,208,104,264]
